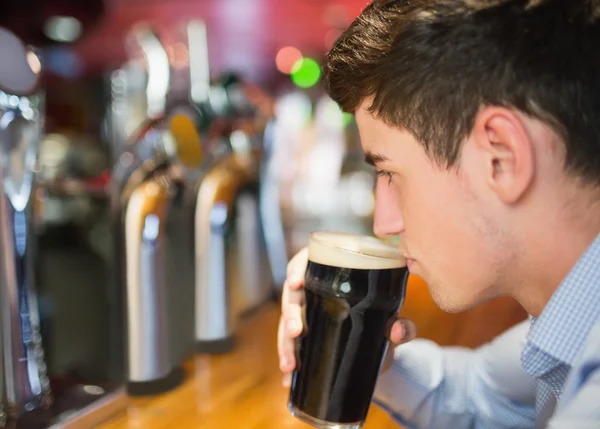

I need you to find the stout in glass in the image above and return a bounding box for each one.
[288,231,409,429]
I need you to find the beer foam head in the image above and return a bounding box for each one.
[308,231,406,270]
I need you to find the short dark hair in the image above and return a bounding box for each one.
[325,0,600,183]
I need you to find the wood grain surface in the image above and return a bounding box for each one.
[97,275,527,429]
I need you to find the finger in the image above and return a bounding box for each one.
[281,280,304,337]
[282,372,292,388]
[389,318,417,345]
[286,247,308,290]
[277,314,297,372]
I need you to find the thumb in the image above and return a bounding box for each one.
[388,318,417,345]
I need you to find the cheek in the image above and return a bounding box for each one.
[426,192,503,291]
[399,170,508,305]
[400,177,458,243]
[402,176,483,267]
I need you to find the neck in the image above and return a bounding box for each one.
[510,190,600,318]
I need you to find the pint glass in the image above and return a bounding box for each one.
[288,231,409,429]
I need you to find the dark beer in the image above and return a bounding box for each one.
[288,231,409,429]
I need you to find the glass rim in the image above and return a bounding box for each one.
[308,230,406,264]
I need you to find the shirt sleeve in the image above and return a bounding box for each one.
[373,320,538,429]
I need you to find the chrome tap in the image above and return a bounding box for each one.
[109,25,204,395]
[111,112,203,396]
[194,79,276,354]
[0,27,51,421]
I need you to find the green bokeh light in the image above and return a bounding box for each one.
[291,58,321,88]
[342,112,354,127]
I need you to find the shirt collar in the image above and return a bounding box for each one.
[524,232,600,367]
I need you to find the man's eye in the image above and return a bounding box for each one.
[375,169,394,184]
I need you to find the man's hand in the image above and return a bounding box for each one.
[277,247,417,387]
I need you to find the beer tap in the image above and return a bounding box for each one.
[113,114,203,396]
[110,25,204,395]
[169,20,282,355]
[183,22,243,354]
[0,26,51,421]
[193,75,276,354]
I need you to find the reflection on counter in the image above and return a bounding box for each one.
[94,293,526,429]
[95,305,404,429]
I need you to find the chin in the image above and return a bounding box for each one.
[428,285,481,314]
[434,299,472,314]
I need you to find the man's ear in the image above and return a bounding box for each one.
[470,107,535,204]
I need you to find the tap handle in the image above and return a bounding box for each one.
[127,25,170,120]
[187,20,210,107]
[167,113,204,169]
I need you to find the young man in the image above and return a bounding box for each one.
[277,0,600,427]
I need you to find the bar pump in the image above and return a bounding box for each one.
[109,25,205,395]
[112,112,203,396]
[193,78,275,354]
[0,26,50,423]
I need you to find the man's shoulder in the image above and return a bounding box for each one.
[585,318,600,351]
[558,319,600,406]
[547,321,600,427]
[574,319,600,372]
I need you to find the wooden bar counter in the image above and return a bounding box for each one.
[98,276,527,429]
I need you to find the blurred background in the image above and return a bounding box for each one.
[2,0,375,246]
[0,1,527,428]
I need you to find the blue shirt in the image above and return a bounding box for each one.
[373,233,600,429]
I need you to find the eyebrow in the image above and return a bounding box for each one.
[364,152,390,166]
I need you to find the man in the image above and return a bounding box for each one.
[277,0,600,428]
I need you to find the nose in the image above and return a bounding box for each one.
[373,179,405,239]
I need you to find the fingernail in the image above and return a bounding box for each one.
[400,320,416,342]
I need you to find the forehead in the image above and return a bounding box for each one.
[354,99,376,132]
[355,102,389,149]
[354,100,414,155]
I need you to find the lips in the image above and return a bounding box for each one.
[396,244,413,270]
